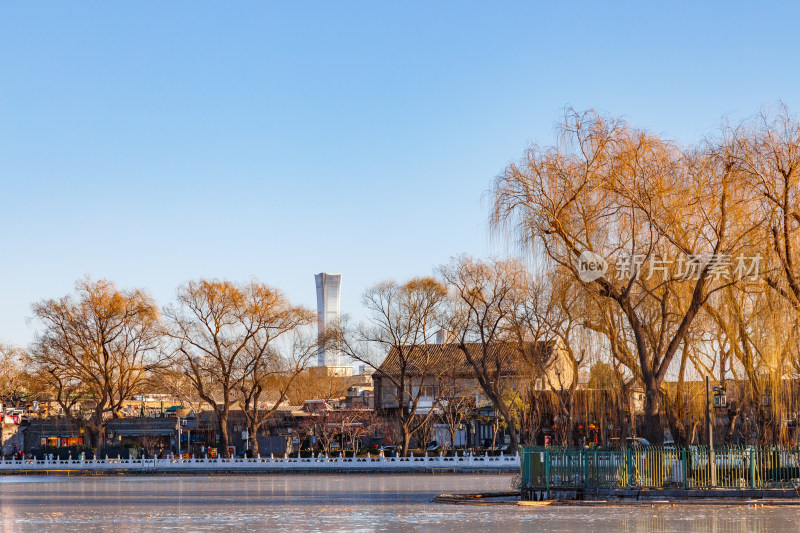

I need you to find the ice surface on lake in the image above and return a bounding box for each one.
[0,474,798,532]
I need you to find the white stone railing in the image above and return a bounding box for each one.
[0,452,519,472]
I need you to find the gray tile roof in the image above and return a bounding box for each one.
[376,341,554,378]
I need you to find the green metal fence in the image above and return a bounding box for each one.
[520,446,800,490]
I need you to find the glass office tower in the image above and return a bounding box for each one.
[315,273,342,367]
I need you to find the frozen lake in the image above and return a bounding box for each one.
[1,474,798,532]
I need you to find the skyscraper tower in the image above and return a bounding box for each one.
[315,273,342,367]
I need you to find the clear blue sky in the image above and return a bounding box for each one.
[1,1,798,346]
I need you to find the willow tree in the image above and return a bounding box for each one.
[705,282,797,444]
[507,269,593,445]
[30,279,163,449]
[166,279,311,457]
[736,107,800,310]
[735,109,800,435]
[491,109,760,443]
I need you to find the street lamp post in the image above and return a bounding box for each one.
[176,413,181,457]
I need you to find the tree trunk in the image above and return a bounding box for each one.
[642,385,664,444]
[448,427,456,451]
[725,407,740,444]
[250,421,261,456]
[492,400,519,450]
[217,409,231,458]
[401,426,411,457]
[689,420,699,445]
[96,425,104,452]
[92,405,106,453]
[564,403,574,446]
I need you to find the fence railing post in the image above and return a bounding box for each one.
[625,448,632,488]
[544,449,550,492]
[682,449,688,490]
[583,449,588,488]
[749,448,755,489]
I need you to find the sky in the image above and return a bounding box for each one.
[1,1,799,347]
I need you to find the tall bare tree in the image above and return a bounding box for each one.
[441,256,534,450]
[26,348,85,419]
[30,279,163,450]
[437,376,476,451]
[507,270,592,445]
[165,279,311,458]
[237,315,317,456]
[341,277,448,456]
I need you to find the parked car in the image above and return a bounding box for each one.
[625,437,651,448]
[378,446,397,457]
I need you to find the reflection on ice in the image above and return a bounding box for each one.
[0,474,798,532]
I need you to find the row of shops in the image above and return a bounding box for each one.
[18,408,305,458]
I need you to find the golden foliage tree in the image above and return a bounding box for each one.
[0,342,27,408]
[165,279,312,457]
[491,108,760,443]
[30,279,163,450]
